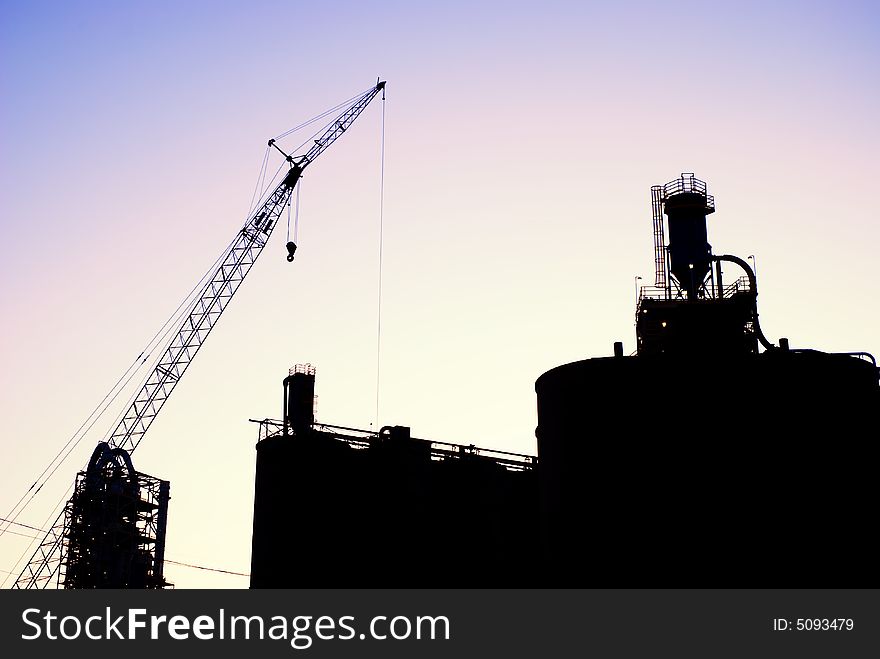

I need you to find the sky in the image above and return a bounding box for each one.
[1,0,878,587]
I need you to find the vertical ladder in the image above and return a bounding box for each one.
[651,185,666,288]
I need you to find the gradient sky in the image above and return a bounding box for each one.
[1,0,878,587]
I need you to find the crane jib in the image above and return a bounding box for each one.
[281,166,303,189]
[11,80,385,589]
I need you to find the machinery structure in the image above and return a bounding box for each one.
[249,366,538,587]
[9,126,876,588]
[534,173,879,585]
[640,173,768,355]
[61,443,169,589]
[245,173,876,587]
[12,81,386,589]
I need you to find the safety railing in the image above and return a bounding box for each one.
[247,419,537,471]
[723,276,751,297]
[661,173,715,211]
[638,285,665,301]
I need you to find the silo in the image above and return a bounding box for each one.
[661,173,715,300]
[249,428,364,588]
[249,364,367,588]
[534,174,880,585]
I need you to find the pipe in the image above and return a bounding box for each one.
[282,377,290,438]
[153,480,170,587]
[85,442,137,486]
[836,351,877,367]
[713,254,776,351]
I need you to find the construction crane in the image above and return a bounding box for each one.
[12,80,386,589]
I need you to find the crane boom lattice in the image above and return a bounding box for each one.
[12,81,386,589]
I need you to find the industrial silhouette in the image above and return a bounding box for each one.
[10,143,875,586]
[62,444,169,589]
[11,82,387,589]
[249,366,538,587]
[249,174,879,586]
[536,174,878,585]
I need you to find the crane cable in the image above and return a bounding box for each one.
[272,86,374,142]
[375,90,386,429]
[294,182,301,243]
[285,180,302,245]
[247,146,270,217]
[0,149,284,548]
[279,87,384,248]
[0,225,247,542]
[0,226,249,585]
[1,88,380,585]
[281,88,378,164]
[0,90,369,545]
[0,483,73,588]
[0,233,246,586]
[0,264,216,543]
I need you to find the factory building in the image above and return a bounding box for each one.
[249,366,537,587]
[249,175,878,586]
[60,443,170,589]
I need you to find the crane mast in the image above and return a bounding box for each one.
[13,81,386,589]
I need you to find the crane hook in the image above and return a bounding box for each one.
[286,241,297,262]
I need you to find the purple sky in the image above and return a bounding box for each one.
[2,0,878,586]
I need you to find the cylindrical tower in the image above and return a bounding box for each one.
[535,346,878,584]
[249,428,362,588]
[534,173,880,585]
[663,173,715,299]
[284,363,315,437]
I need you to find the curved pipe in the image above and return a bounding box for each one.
[713,254,776,351]
[85,442,137,487]
[85,442,110,475]
[110,447,137,483]
[837,351,877,367]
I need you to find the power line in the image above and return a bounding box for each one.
[163,560,249,578]
[4,82,382,589]
[0,517,44,533]
[0,484,72,590]
[1,517,248,579]
[0,223,248,545]
[0,528,40,541]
